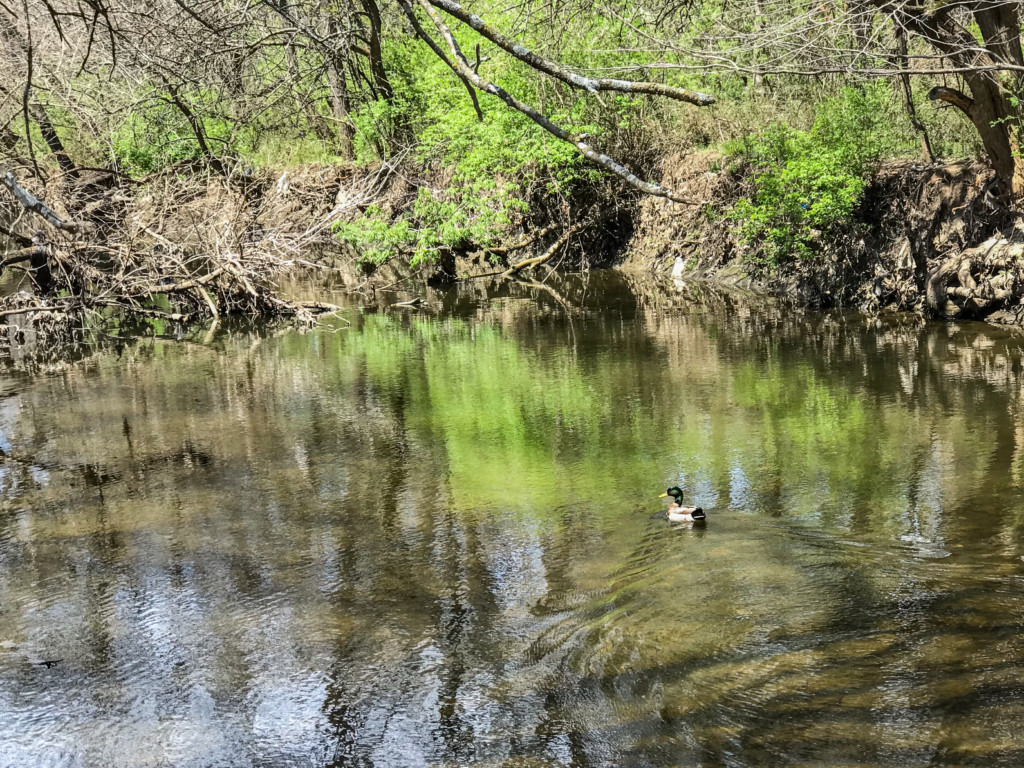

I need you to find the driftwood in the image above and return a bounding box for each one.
[1,170,91,233]
[484,225,558,257]
[0,302,66,319]
[129,267,226,298]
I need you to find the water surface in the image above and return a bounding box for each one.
[2,274,1024,767]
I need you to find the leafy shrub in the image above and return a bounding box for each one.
[112,103,208,175]
[728,83,911,267]
[335,183,526,266]
[337,39,603,265]
[111,88,262,174]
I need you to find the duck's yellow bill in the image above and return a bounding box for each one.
[659,492,668,498]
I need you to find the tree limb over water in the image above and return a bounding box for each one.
[423,0,715,106]
[401,0,709,204]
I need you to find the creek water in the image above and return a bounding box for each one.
[1,273,1024,767]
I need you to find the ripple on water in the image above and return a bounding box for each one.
[3,281,1024,767]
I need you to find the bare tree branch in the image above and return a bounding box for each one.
[427,0,715,105]
[403,0,707,204]
[1,169,90,232]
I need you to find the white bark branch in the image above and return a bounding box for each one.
[426,0,715,105]
[401,0,704,204]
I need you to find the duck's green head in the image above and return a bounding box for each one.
[660,486,684,504]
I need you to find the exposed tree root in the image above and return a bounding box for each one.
[925,235,1024,319]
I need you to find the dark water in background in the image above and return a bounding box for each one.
[1,273,1024,767]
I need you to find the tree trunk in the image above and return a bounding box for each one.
[360,0,394,102]
[888,3,1024,200]
[973,3,1024,197]
[327,62,355,159]
[0,16,77,177]
[284,39,335,142]
[326,17,355,160]
[29,105,77,178]
[928,82,1024,199]
[28,233,53,294]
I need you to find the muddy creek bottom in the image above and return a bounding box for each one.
[1,274,1024,767]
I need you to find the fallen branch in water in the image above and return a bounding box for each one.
[93,301,193,322]
[0,246,47,268]
[483,225,558,257]
[128,267,227,298]
[294,300,345,314]
[503,221,586,277]
[0,302,69,319]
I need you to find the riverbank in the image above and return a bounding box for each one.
[625,153,1024,325]
[319,151,1024,327]
[4,150,1024,331]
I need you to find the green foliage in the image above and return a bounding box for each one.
[108,79,348,174]
[336,25,601,265]
[112,101,206,174]
[727,84,916,267]
[246,135,348,168]
[351,96,413,164]
[110,88,258,174]
[335,182,526,266]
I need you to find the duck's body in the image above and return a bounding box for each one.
[660,486,706,522]
[667,504,705,523]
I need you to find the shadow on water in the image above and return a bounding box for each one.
[1,272,1024,766]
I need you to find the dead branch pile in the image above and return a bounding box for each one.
[0,162,391,329]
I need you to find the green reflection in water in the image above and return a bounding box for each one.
[1,275,1024,767]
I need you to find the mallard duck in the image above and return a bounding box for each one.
[660,486,706,522]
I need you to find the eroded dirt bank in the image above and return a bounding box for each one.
[9,153,1021,329]
[623,153,1024,325]
[301,152,1024,327]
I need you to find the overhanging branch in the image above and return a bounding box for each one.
[402,0,704,204]
[928,85,974,116]
[399,0,483,120]
[426,0,715,106]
